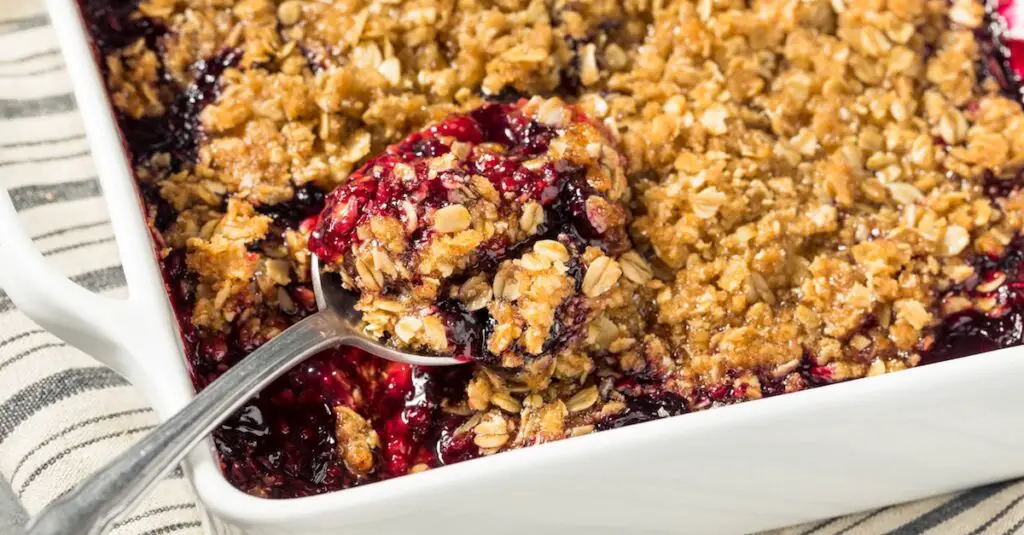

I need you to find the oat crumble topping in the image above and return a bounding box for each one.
[83,0,1024,498]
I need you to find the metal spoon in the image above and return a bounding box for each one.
[22,254,465,535]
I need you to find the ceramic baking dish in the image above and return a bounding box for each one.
[2,1,1024,534]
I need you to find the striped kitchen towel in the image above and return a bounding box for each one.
[0,1,207,534]
[2,1,1024,534]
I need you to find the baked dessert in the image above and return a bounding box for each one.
[309,97,632,377]
[81,0,1024,498]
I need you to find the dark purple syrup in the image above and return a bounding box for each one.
[598,378,689,430]
[921,244,1024,364]
[122,49,242,168]
[77,0,164,54]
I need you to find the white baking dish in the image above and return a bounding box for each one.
[2,1,1024,534]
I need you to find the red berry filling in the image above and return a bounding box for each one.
[176,288,481,498]
[983,0,1024,100]
[308,102,569,262]
[998,0,1024,80]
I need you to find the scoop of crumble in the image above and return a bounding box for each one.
[308,97,635,371]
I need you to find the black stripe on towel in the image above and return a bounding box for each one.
[0,64,66,78]
[1003,515,1024,535]
[114,504,198,528]
[800,517,841,535]
[142,521,203,535]
[32,220,108,240]
[833,507,892,535]
[0,149,90,169]
[888,482,1012,535]
[0,49,58,65]
[6,177,100,210]
[43,236,116,257]
[0,94,76,119]
[0,367,129,442]
[9,407,152,481]
[0,342,66,374]
[0,133,84,149]
[969,493,1024,535]
[17,425,154,495]
[0,265,125,312]
[0,15,49,35]
[0,329,44,349]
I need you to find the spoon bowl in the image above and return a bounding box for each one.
[310,254,466,366]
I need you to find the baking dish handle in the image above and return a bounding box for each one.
[0,187,141,374]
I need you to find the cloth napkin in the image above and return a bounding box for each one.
[0,2,207,534]
[2,1,1024,534]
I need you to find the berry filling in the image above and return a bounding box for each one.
[997,0,1024,83]
[211,347,477,497]
[924,241,1024,363]
[309,101,613,261]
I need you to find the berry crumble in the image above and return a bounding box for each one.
[81,0,1024,499]
[309,97,632,376]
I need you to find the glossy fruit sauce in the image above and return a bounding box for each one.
[308,101,617,364]
[309,103,566,261]
[80,0,1024,498]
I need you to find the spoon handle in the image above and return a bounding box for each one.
[22,309,344,535]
